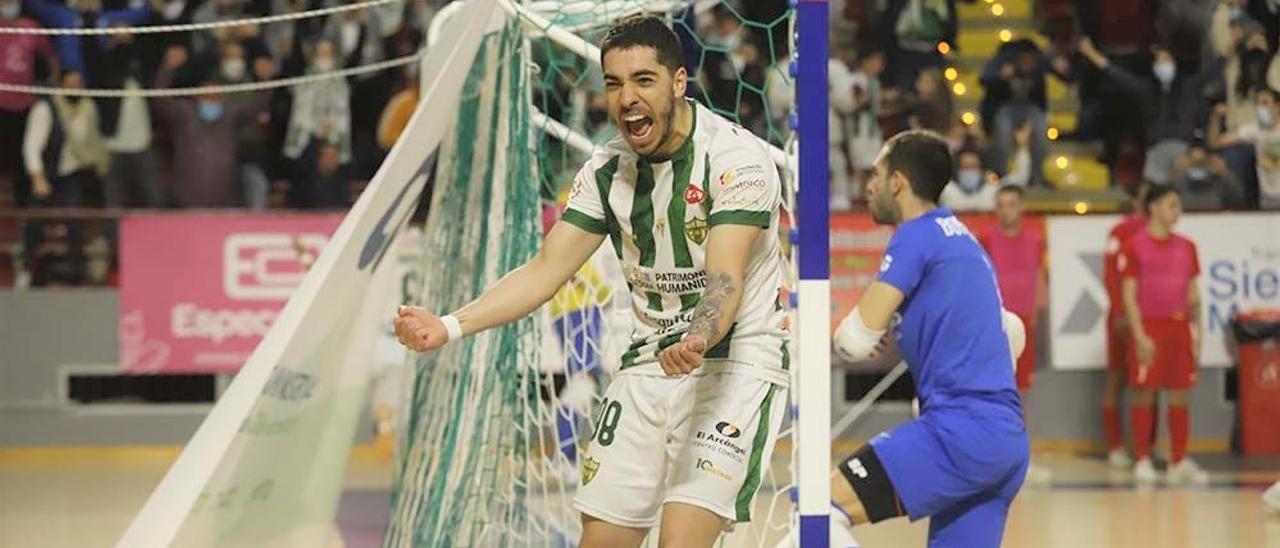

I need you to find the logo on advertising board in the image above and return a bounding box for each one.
[120,214,342,373]
[1049,214,1280,369]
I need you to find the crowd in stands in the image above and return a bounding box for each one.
[818,0,1280,213]
[0,0,432,284]
[4,0,1280,287]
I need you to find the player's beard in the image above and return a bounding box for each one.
[869,187,902,225]
[640,95,678,159]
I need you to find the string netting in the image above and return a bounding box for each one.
[388,1,799,545]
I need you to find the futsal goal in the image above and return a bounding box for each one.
[115,0,833,546]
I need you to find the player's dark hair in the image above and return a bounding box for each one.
[882,130,953,204]
[1145,184,1179,210]
[599,14,685,74]
[996,184,1025,199]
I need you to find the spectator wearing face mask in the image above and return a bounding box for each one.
[284,39,351,205]
[22,69,107,280]
[1078,37,1223,186]
[151,45,274,208]
[939,145,1029,212]
[216,40,274,210]
[1211,13,1280,132]
[1169,139,1246,210]
[1210,87,1280,209]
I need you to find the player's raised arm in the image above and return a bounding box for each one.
[659,224,760,375]
[394,221,605,353]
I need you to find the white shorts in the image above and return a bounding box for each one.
[572,368,787,529]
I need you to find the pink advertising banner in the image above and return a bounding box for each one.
[119,213,343,373]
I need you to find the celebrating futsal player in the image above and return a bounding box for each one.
[395,14,790,548]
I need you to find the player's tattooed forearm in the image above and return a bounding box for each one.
[688,271,737,343]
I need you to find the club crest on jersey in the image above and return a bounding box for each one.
[685,217,708,245]
[582,456,600,485]
[685,184,706,204]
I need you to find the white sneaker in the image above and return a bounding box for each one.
[1263,481,1280,515]
[1133,458,1159,484]
[1167,458,1209,485]
[1108,449,1133,469]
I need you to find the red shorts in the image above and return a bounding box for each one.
[1015,313,1035,390]
[1106,314,1129,373]
[1128,318,1197,390]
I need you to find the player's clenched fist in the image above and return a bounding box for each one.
[659,335,707,376]
[394,306,448,353]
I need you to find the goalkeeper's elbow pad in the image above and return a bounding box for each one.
[1001,308,1026,366]
[834,307,885,361]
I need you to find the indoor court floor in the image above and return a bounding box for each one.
[2,448,1278,547]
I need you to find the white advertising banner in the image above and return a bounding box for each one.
[1049,212,1280,370]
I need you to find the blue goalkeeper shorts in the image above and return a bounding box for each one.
[868,397,1028,547]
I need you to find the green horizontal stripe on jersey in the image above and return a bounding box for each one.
[560,208,607,234]
[709,210,770,228]
[595,156,622,259]
[618,330,686,370]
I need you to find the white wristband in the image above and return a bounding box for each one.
[440,314,463,343]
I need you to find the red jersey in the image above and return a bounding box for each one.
[981,224,1045,316]
[0,17,53,112]
[1104,214,1146,318]
[1118,229,1200,321]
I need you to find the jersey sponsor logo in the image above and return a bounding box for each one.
[880,254,894,273]
[719,163,766,184]
[685,217,709,245]
[582,456,600,485]
[695,458,733,482]
[695,428,747,463]
[624,267,708,295]
[715,421,742,438]
[685,184,706,204]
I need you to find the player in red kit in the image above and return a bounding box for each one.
[1101,182,1148,468]
[981,185,1049,483]
[1118,185,1207,485]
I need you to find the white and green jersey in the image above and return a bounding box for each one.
[560,101,789,386]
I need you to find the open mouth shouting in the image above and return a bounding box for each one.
[622,111,657,150]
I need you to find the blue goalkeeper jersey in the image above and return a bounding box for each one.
[875,208,1020,415]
